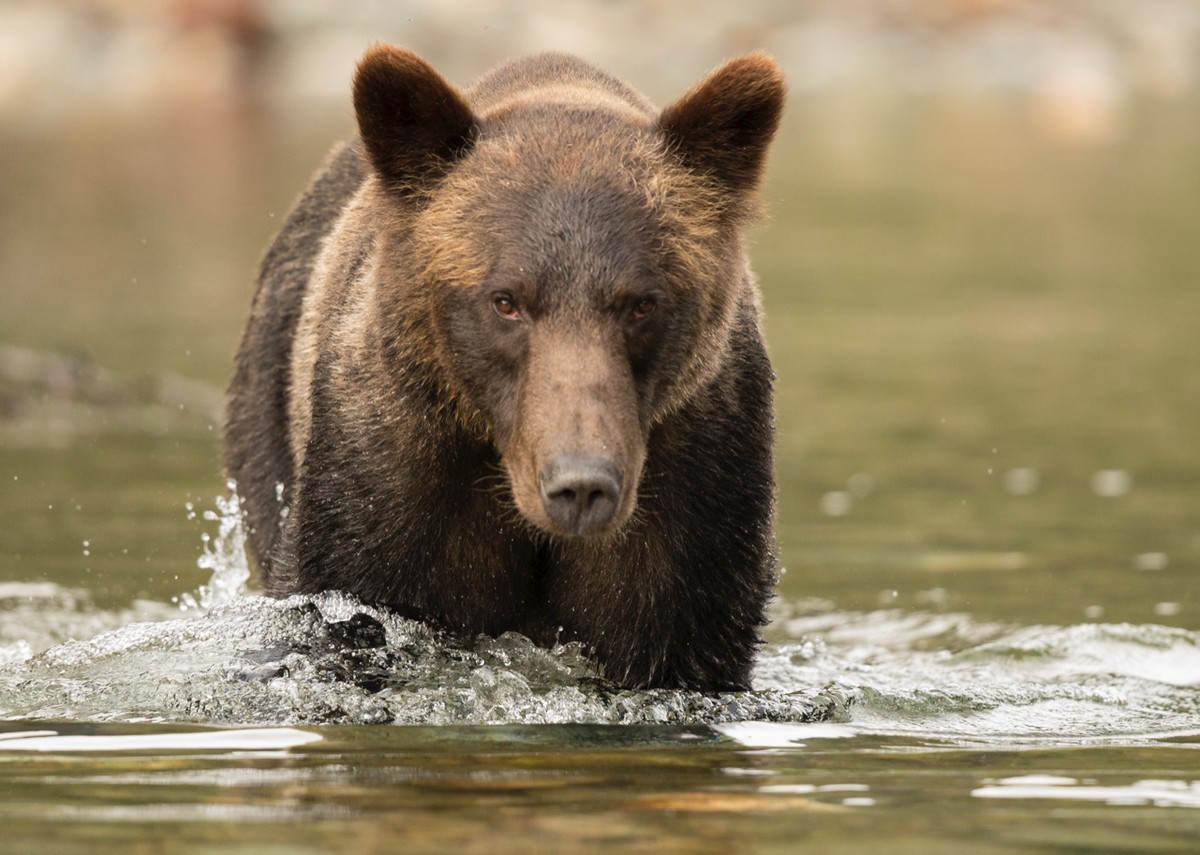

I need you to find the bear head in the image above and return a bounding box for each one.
[351,46,784,539]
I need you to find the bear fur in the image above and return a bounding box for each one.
[225,46,785,690]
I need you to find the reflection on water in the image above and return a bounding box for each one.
[0,727,321,753]
[973,775,1200,810]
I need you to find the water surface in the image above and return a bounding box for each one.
[2,97,1199,852]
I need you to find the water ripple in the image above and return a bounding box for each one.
[0,586,1196,740]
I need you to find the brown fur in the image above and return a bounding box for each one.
[225,47,785,690]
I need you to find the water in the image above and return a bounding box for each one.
[0,496,1195,737]
[1,568,1198,854]
[2,537,1198,852]
[2,561,1198,737]
[3,82,1200,855]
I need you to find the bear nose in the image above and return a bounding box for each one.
[539,454,622,535]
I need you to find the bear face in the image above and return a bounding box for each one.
[353,47,783,540]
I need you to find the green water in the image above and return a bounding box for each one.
[2,98,1199,851]
[1,724,1198,854]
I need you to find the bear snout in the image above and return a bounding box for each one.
[538,453,623,536]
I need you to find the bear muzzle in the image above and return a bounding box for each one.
[538,453,623,536]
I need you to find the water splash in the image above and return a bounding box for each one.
[176,481,250,613]
[0,582,177,664]
[0,592,837,726]
[1,485,1197,736]
[764,609,1200,743]
[1,581,1197,736]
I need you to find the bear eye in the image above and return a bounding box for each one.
[493,292,521,321]
[630,297,656,321]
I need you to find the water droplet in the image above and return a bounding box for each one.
[1002,467,1040,495]
[819,491,852,517]
[1091,469,1131,498]
[915,587,948,606]
[846,473,874,499]
[1133,552,1169,572]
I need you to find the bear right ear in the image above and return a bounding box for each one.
[353,46,478,192]
[658,54,785,196]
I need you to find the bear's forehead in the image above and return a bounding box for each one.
[412,111,727,295]
[428,116,675,239]
[458,179,663,298]
[473,107,661,180]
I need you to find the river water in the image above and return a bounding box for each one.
[1,99,1199,852]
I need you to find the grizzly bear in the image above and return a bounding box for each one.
[225,46,785,691]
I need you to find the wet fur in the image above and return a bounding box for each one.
[225,47,784,690]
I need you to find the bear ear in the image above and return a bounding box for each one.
[658,54,785,194]
[353,45,478,192]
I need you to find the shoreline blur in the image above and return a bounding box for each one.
[3,0,1198,146]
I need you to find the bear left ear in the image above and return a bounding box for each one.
[353,45,478,192]
[658,54,786,195]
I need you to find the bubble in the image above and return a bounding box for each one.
[819,490,852,517]
[1084,605,1104,620]
[846,473,875,499]
[1154,602,1182,617]
[1133,552,1169,572]
[1002,467,1040,495]
[1091,469,1131,498]
[915,587,948,606]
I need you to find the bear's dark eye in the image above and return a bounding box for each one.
[631,297,656,321]
[493,292,521,321]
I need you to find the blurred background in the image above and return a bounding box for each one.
[1,0,1198,630]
